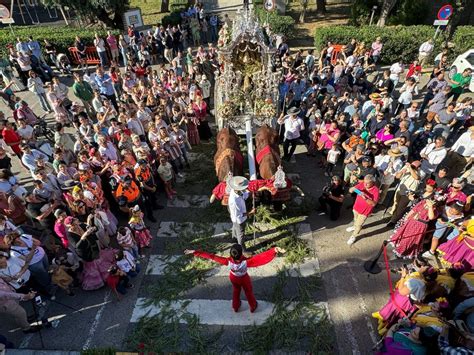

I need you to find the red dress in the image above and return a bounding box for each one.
[390,200,437,258]
[193,248,277,312]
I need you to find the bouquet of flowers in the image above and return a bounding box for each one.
[255,98,276,118]
[217,101,237,119]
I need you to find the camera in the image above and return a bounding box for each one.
[35,295,43,306]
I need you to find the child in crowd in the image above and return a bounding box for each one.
[128,205,152,249]
[325,144,341,177]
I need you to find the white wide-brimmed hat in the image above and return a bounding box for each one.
[228,176,249,191]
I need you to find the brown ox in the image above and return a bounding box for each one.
[255,125,281,179]
[214,127,244,182]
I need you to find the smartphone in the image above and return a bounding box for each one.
[353,188,364,196]
[35,295,42,306]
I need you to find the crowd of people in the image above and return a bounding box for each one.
[0,4,473,352]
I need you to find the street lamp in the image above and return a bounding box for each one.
[369,5,378,26]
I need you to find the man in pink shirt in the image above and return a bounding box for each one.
[106,31,119,64]
[346,174,380,245]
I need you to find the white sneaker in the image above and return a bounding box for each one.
[347,235,356,245]
[422,250,435,258]
[346,226,355,232]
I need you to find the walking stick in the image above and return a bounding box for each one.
[252,192,256,245]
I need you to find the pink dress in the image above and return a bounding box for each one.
[375,129,394,143]
[379,290,417,327]
[439,235,474,269]
[129,215,152,248]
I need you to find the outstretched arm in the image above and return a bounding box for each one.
[185,249,229,266]
[247,247,285,267]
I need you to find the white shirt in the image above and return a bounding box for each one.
[376,156,404,185]
[199,79,211,99]
[94,38,106,52]
[419,41,434,56]
[420,143,447,175]
[283,116,304,140]
[451,131,474,158]
[228,189,249,224]
[389,62,404,81]
[0,257,31,289]
[98,142,119,161]
[116,250,136,273]
[16,125,34,140]
[10,234,46,265]
[327,149,341,164]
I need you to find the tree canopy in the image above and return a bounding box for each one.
[40,0,130,28]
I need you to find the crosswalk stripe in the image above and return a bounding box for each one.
[145,254,320,277]
[130,298,329,325]
[157,221,232,238]
[167,195,209,208]
[156,221,311,238]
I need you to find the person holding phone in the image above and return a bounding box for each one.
[346,174,380,245]
[64,216,114,290]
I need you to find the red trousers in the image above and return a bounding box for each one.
[229,272,257,312]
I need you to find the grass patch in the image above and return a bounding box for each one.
[240,269,334,353]
[128,301,223,353]
[129,0,169,25]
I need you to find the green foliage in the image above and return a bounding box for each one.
[314,25,447,64]
[0,26,119,56]
[254,7,296,39]
[161,10,183,27]
[40,0,129,28]
[452,26,474,58]
[387,0,429,26]
[169,0,189,12]
[349,0,378,26]
[314,25,474,64]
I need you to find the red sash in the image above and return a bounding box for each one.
[256,145,272,165]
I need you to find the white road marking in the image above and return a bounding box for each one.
[130,298,328,326]
[146,255,320,277]
[167,195,209,208]
[82,290,111,350]
[330,276,361,355]
[348,266,378,345]
[157,221,232,238]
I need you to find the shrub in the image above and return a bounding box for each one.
[451,26,474,58]
[254,7,296,39]
[0,26,118,56]
[387,0,429,26]
[314,25,447,64]
[161,11,182,27]
[349,0,378,26]
[169,0,189,13]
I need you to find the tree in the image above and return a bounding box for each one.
[445,0,474,40]
[377,0,398,27]
[299,0,308,23]
[316,0,326,14]
[40,0,129,28]
[161,0,169,13]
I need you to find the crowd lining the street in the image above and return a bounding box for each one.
[0,5,473,353]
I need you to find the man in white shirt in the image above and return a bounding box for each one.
[419,136,448,178]
[199,74,212,107]
[277,107,305,161]
[0,252,31,290]
[418,39,434,67]
[389,59,404,88]
[443,127,474,178]
[227,176,252,251]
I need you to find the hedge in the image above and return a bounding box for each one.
[169,0,189,13]
[0,26,119,56]
[254,7,296,39]
[314,25,474,65]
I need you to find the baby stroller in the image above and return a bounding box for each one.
[56,53,72,75]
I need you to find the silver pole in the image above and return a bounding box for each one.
[245,116,257,180]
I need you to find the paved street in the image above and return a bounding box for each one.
[0,68,472,353]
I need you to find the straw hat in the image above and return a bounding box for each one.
[388,148,403,157]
